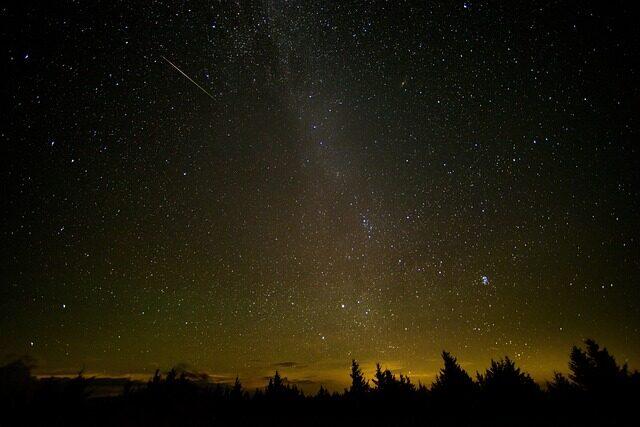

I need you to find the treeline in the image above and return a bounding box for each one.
[1,339,638,426]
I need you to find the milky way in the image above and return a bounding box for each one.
[3,1,639,390]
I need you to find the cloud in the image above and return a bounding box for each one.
[271,361,299,368]
[207,374,237,384]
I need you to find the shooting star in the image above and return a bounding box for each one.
[161,55,215,100]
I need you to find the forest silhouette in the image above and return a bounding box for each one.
[1,339,638,426]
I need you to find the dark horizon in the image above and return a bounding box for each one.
[2,338,639,425]
[14,335,640,395]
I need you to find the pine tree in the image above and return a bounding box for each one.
[547,371,575,398]
[371,363,414,397]
[477,356,539,399]
[316,385,331,400]
[431,351,475,398]
[568,339,629,392]
[348,359,369,396]
[372,363,390,392]
[266,370,284,396]
[265,371,302,400]
[230,376,244,400]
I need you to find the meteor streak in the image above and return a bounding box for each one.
[161,55,215,100]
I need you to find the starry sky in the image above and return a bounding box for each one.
[2,1,639,391]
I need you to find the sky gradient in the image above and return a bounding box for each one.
[3,1,639,392]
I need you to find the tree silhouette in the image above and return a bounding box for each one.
[265,371,303,400]
[2,338,639,426]
[316,385,331,400]
[372,363,390,392]
[372,363,415,398]
[252,388,264,400]
[149,369,162,387]
[165,367,178,384]
[348,359,369,396]
[547,371,575,395]
[230,376,244,400]
[397,373,415,395]
[477,356,539,401]
[568,338,628,393]
[431,351,475,399]
[0,358,36,410]
[266,370,284,396]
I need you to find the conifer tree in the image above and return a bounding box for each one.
[348,359,369,396]
[431,351,475,398]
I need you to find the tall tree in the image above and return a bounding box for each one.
[265,371,303,400]
[230,376,244,400]
[568,339,629,392]
[372,363,415,397]
[431,351,475,398]
[348,359,369,396]
[477,356,539,399]
[316,385,331,400]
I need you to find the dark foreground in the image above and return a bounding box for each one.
[1,339,638,426]
[5,395,639,427]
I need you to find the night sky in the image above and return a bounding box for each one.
[3,1,639,391]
